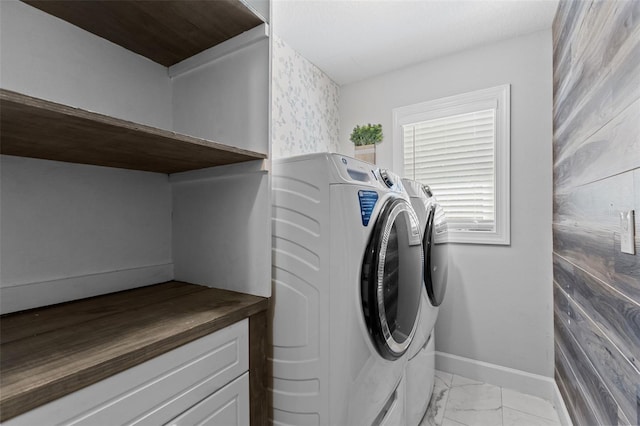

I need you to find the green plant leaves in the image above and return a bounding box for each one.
[350,123,383,146]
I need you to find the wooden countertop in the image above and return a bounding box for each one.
[0,281,269,422]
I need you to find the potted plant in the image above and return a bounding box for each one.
[350,123,383,164]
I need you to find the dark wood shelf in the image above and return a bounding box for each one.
[22,0,264,67]
[0,281,269,422]
[0,89,267,173]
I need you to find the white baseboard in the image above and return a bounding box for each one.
[0,263,174,314]
[435,351,566,408]
[552,380,573,426]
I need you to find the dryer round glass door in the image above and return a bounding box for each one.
[361,197,423,360]
[424,203,449,306]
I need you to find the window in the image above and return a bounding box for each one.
[393,85,510,245]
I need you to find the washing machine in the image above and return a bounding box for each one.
[271,153,423,425]
[401,178,449,426]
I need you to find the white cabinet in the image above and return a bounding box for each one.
[5,320,249,426]
[167,373,250,426]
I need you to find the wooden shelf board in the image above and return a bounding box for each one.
[0,90,267,173]
[0,281,269,422]
[21,0,264,67]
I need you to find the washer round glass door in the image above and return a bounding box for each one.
[424,203,449,306]
[361,197,423,360]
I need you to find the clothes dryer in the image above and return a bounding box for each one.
[401,178,449,426]
[271,154,423,425]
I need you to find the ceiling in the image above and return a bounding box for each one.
[273,0,559,85]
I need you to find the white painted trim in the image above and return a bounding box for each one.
[0,263,174,314]
[170,159,267,184]
[168,24,269,77]
[435,351,556,402]
[392,84,511,245]
[553,380,574,426]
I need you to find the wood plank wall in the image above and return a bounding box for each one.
[552,1,640,425]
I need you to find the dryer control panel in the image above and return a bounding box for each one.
[379,169,395,188]
[375,168,406,194]
[329,155,384,188]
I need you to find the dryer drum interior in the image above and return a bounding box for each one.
[361,197,423,360]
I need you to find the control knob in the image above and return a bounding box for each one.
[379,169,394,188]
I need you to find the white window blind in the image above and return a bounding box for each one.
[393,84,510,245]
[403,109,496,232]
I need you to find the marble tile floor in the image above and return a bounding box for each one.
[420,371,562,426]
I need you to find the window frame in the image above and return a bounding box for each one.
[393,84,510,245]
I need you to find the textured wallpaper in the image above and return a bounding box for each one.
[272,36,340,158]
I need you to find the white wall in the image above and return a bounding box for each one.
[0,1,175,313]
[340,30,554,379]
[171,37,270,155]
[0,0,172,130]
[0,156,173,313]
[170,35,272,297]
[171,161,270,298]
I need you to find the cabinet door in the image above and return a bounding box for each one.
[5,320,248,426]
[166,372,249,426]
